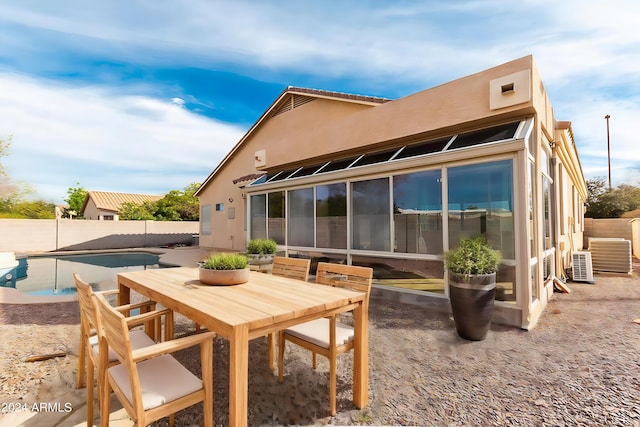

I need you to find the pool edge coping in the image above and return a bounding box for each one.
[2,247,214,304]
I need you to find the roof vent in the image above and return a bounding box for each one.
[271,94,315,117]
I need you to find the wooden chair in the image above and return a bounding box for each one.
[271,256,311,281]
[277,262,373,415]
[267,256,311,370]
[94,291,216,427]
[74,273,174,427]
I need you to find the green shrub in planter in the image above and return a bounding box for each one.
[444,235,502,341]
[247,238,277,255]
[201,253,249,270]
[444,235,502,279]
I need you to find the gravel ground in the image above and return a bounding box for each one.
[1,266,639,427]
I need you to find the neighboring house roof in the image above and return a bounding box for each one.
[80,191,162,215]
[195,86,391,196]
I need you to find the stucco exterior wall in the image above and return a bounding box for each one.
[198,98,378,250]
[197,161,249,250]
[531,60,555,141]
[632,219,640,259]
[265,56,536,170]
[555,160,586,277]
[199,56,541,250]
[254,98,376,169]
[0,219,198,252]
[82,199,102,220]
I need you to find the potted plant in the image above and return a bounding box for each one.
[199,253,249,285]
[444,235,502,341]
[246,238,278,267]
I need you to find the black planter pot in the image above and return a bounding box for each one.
[448,272,496,341]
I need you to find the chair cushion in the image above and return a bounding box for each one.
[108,354,203,410]
[284,317,354,349]
[91,330,156,362]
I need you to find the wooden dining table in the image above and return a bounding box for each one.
[117,267,369,427]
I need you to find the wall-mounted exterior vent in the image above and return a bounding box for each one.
[572,251,594,283]
[489,70,531,110]
[588,238,633,274]
[501,83,515,94]
[254,149,267,168]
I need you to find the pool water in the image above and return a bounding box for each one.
[16,252,166,296]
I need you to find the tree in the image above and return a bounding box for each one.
[117,183,201,221]
[0,135,10,176]
[0,135,18,200]
[65,183,88,215]
[0,176,19,201]
[119,201,156,220]
[616,184,640,211]
[7,200,56,219]
[156,182,200,221]
[585,177,640,218]
[0,137,44,217]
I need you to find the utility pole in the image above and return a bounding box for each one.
[605,114,611,190]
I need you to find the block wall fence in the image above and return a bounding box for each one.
[0,219,199,252]
[584,218,639,259]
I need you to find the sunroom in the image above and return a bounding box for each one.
[195,56,587,330]
[246,119,537,326]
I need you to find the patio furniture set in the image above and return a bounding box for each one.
[74,256,373,427]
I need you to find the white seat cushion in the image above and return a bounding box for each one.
[90,330,156,362]
[108,354,203,410]
[284,317,354,349]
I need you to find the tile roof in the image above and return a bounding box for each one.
[232,173,265,185]
[286,86,391,105]
[81,191,162,214]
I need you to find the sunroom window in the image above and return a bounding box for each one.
[447,122,520,151]
[394,137,450,160]
[248,121,523,187]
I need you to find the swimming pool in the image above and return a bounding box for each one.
[15,252,168,296]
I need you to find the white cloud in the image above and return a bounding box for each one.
[1,0,639,190]
[171,97,185,108]
[0,73,244,203]
[2,1,639,86]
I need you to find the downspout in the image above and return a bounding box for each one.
[549,157,558,274]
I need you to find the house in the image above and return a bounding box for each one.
[80,191,161,220]
[195,55,588,330]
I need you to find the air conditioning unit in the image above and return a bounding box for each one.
[572,251,594,283]
[588,238,632,274]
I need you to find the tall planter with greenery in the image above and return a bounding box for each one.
[444,236,502,341]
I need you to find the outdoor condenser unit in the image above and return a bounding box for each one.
[588,238,633,274]
[572,251,594,283]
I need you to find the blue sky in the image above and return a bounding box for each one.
[1,1,639,204]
